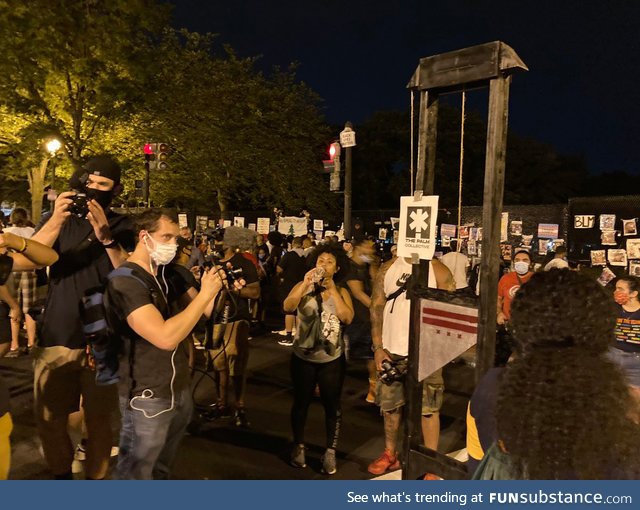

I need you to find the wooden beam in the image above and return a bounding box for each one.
[476,74,511,380]
[407,41,528,92]
[415,91,439,194]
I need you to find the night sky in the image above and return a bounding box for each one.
[172,0,640,175]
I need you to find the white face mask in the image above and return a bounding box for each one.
[144,235,178,266]
[359,254,373,264]
[514,261,529,275]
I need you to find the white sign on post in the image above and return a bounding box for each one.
[313,219,324,231]
[256,218,270,235]
[178,213,188,229]
[397,195,439,260]
[340,128,356,148]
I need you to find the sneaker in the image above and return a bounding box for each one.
[234,408,250,428]
[367,449,400,475]
[5,349,19,358]
[200,403,231,421]
[290,444,306,468]
[321,449,337,475]
[278,337,294,346]
[272,329,288,336]
[74,441,87,461]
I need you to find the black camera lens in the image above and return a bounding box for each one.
[69,192,89,218]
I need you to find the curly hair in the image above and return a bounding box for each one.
[306,242,350,284]
[496,269,640,479]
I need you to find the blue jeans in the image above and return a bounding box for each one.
[608,347,640,388]
[114,386,193,480]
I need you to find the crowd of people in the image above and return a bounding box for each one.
[1,154,639,480]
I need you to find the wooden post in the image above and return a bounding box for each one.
[476,74,511,379]
[415,91,439,194]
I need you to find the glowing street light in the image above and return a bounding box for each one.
[46,138,62,155]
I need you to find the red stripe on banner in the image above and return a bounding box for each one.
[422,307,478,324]
[422,317,478,334]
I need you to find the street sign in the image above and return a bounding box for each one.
[340,128,356,148]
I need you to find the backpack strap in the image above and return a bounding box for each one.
[385,275,411,313]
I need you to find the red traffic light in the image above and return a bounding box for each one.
[143,143,154,155]
[328,142,341,160]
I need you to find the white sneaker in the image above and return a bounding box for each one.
[278,337,294,347]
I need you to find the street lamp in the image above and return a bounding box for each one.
[46,138,61,155]
[45,138,62,198]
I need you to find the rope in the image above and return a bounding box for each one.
[456,91,466,252]
[410,90,415,195]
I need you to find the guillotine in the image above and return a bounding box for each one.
[402,41,528,479]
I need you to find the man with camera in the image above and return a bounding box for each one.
[31,155,135,480]
[104,209,230,479]
[367,255,454,476]
[207,226,260,427]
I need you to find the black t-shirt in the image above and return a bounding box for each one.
[221,252,259,322]
[346,260,372,325]
[37,211,135,349]
[106,262,194,399]
[0,375,9,417]
[278,250,308,291]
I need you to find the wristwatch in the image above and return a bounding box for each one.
[371,344,384,353]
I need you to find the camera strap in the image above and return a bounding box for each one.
[385,275,411,313]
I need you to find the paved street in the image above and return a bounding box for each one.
[1,328,474,480]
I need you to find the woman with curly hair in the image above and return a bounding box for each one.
[283,243,354,475]
[490,269,640,479]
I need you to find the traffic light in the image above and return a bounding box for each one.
[144,143,157,170]
[143,142,170,170]
[157,143,169,170]
[329,142,341,192]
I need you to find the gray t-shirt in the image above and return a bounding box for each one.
[293,290,344,363]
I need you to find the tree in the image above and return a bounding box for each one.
[0,0,169,219]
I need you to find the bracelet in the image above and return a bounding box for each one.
[371,344,384,353]
[17,238,28,253]
[102,239,119,249]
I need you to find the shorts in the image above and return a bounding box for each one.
[33,345,119,421]
[376,355,444,415]
[209,320,250,376]
[7,271,37,314]
[0,412,12,480]
[608,346,640,388]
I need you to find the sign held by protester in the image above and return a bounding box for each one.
[397,195,439,260]
[278,216,307,236]
[256,217,270,235]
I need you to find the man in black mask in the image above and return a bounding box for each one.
[31,155,135,480]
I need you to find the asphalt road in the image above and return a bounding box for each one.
[1,327,474,480]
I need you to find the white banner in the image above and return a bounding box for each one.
[278,216,308,236]
[419,299,478,381]
[397,195,439,260]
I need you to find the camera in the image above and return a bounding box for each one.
[69,192,89,218]
[224,266,243,284]
[379,358,407,385]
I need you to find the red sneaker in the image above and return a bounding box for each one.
[367,449,400,475]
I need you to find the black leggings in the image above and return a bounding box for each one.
[290,354,345,449]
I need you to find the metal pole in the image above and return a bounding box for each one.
[145,159,150,208]
[344,121,353,240]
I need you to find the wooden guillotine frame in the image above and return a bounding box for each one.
[402,41,528,479]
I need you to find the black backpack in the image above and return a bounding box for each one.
[80,266,149,386]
